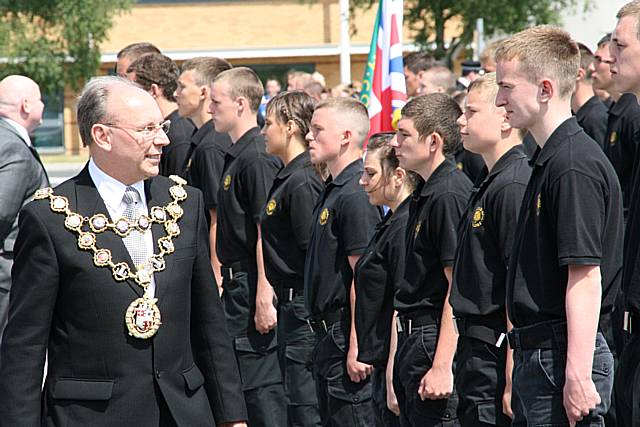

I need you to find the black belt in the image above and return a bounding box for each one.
[397,309,440,335]
[276,287,302,303]
[455,315,507,347]
[220,260,252,281]
[624,311,639,335]
[507,320,567,350]
[307,307,345,335]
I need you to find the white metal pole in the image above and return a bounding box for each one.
[339,0,351,84]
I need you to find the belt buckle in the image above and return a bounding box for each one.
[624,311,633,333]
[396,318,404,333]
[495,333,506,347]
[288,288,294,301]
[307,318,315,334]
[408,318,412,335]
[221,267,233,281]
[322,319,328,332]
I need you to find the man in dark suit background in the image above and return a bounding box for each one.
[0,76,247,426]
[0,75,49,348]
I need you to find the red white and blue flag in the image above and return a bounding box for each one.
[360,0,407,143]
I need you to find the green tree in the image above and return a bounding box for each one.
[350,0,592,63]
[0,0,133,94]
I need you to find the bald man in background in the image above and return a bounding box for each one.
[0,75,49,349]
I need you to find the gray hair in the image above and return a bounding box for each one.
[76,76,138,147]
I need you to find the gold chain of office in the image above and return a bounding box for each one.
[33,175,188,339]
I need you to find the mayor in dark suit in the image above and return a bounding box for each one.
[0,76,247,427]
[0,75,50,348]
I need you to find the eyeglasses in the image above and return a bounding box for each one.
[103,119,171,141]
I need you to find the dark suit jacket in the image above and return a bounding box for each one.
[0,166,247,426]
[0,119,49,289]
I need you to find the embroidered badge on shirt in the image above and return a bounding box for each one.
[472,207,484,228]
[536,193,542,216]
[609,131,617,146]
[266,199,277,216]
[223,174,232,191]
[319,208,329,225]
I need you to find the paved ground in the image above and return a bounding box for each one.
[43,161,86,187]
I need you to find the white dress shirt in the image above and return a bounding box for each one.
[1,117,32,146]
[88,158,156,297]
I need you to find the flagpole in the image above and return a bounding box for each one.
[339,0,351,84]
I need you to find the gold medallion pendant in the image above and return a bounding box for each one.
[125,296,162,339]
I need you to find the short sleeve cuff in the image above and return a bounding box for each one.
[558,256,601,267]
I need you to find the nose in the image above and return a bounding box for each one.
[389,134,399,147]
[154,130,170,146]
[305,130,314,144]
[495,91,506,108]
[456,113,466,128]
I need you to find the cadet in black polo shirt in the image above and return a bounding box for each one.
[496,26,621,426]
[260,91,323,426]
[354,132,419,427]
[571,43,608,149]
[390,93,472,426]
[210,67,286,426]
[304,97,382,426]
[452,73,531,426]
[610,4,640,425]
[125,53,196,177]
[175,57,233,290]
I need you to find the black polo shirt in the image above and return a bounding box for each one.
[304,159,382,317]
[354,196,411,367]
[622,115,640,318]
[185,120,232,211]
[454,146,485,184]
[604,93,640,212]
[575,95,608,150]
[506,117,623,328]
[260,151,323,288]
[159,109,195,177]
[395,159,472,314]
[450,145,531,318]
[216,127,281,266]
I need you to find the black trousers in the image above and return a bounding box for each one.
[393,324,459,427]
[454,335,511,426]
[312,319,374,427]
[615,332,640,427]
[371,367,400,427]
[277,293,322,427]
[223,270,286,427]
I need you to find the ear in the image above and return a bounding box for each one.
[91,124,113,152]
[576,68,586,82]
[393,166,407,187]
[286,119,298,136]
[236,96,248,115]
[342,129,353,146]
[199,85,209,101]
[429,132,443,153]
[539,79,554,103]
[500,114,513,133]
[21,97,31,115]
[150,83,161,98]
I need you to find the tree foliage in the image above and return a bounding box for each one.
[350,0,592,63]
[0,0,133,94]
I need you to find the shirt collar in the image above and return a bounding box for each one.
[419,158,457,196]
[609,92,636,117]
[532,117,582,167]
[480,144,526,183]
[226,127,262,159]
[326,158,363,188]
[189,119,213,147]
[276,151,311,179]
[574,96,600,123]
[1,117,31,146]
[88,158,146,213]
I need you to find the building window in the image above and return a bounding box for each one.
[33,90,64,153]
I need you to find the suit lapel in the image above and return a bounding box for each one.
[145,178,171,303]
[73,166,143,297]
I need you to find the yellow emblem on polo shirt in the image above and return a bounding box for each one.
[414,223,421,239]
[472,207,484,228]
[223,175,231,191]
[319,208,329,225]
[266,199,277,216]
[609,131,617,146]
[456,162,464,171]
[536,193,542,216]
